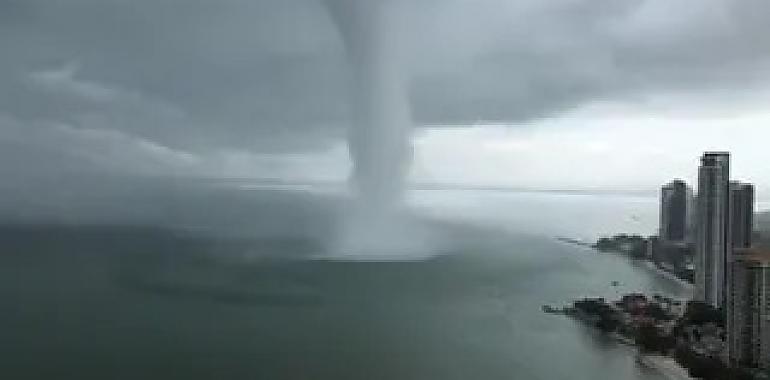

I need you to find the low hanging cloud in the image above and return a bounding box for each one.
[1,0,770,180]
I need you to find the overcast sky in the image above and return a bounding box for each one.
[1,0,769,194]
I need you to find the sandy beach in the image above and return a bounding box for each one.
[638,354,695,380]
[643,261,694,294]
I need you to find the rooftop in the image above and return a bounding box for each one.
[734,247,770,263]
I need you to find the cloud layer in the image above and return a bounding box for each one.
[1,0,769,185]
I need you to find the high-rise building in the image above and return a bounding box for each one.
[730,182,755,250]
[660,179,691,242]
[727,248,770,368]
[695,152,731,309]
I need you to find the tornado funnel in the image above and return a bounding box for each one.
[324,0,413,205]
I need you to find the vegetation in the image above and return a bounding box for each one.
[573,298,620,332]
[674,346,754,380]
[683,301,724,327]
[569,295,762,379]
[643,303,673,321]
[594,234,648,258]
[635,322,675,354]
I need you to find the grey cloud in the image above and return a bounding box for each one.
[2,0,770,158]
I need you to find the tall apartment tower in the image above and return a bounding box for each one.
[660,179,691,242]
[727,248,770,369]
[730,182,755,250]
[695,152,731,309]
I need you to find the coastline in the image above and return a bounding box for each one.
[637,265,695,380]
[634,261,697,380]
[637,354,695,380]
[555,235,697,380]
[641,261,694,292]
[553,235,694,293]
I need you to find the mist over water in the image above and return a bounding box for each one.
[331,203,444,261]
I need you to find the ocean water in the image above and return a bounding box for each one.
[408,189,660,242]
[2,188,689,379]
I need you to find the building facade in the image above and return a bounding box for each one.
[695,152,731,309]
[730,182,755,250]
[660,179,692,243]
[727,249,770,368]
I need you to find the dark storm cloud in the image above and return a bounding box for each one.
[409,0,770,122]
[2,0,770,157]
[0,0,347,151]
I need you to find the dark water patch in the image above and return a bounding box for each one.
[0,221,679,380]
[126,278,324,308]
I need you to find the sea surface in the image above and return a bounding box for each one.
[2,187,692,379]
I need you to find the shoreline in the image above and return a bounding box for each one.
[637,354,695,380]
[555,236,697,380]
[626,262,697,380]
[553,235,694,292]
[641,260,694,292]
